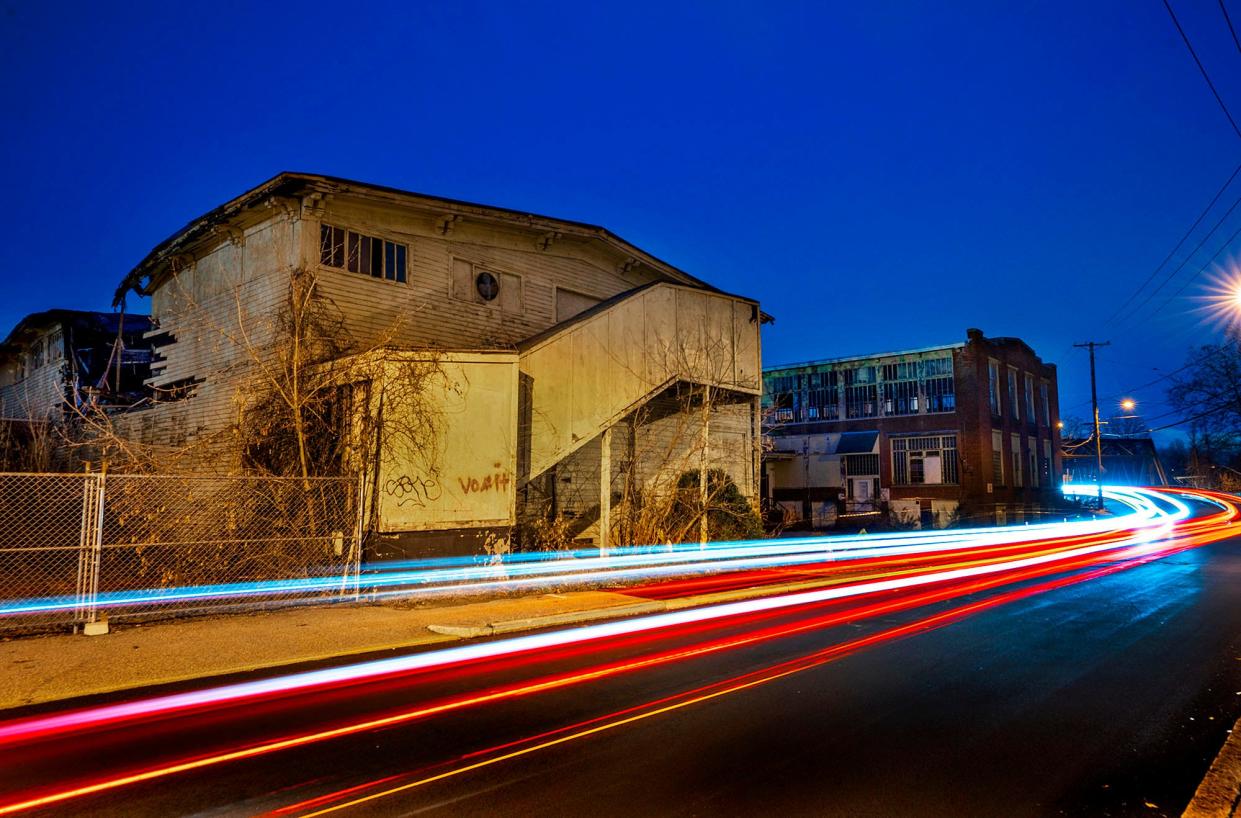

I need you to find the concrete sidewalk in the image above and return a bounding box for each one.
[0,590,653,710]
[0,573,840,711]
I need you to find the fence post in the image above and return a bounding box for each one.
[340,477,365,601]
[74,465,108,634]
[74,468,91,629]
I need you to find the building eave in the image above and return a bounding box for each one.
[114,172,731,306]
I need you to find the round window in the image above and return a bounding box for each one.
[475,271,500,301]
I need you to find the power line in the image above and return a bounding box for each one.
[1148,218,1241,316]
[1062,356,1203,413]
[1147,401,1235,433]
[1164,0,1241,139]
[1105,163,1241,325]
[1111,189,1241,328]
[1221,0,1241,56]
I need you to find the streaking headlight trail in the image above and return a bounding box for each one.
[0,486,1234,816]
[0,484,1194,618]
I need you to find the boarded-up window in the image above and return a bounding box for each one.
[498,272,522,314]
[555,288,602,323]
[451,258,474,300]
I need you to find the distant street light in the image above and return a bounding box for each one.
[1120,398,1136,412]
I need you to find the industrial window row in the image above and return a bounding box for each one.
[319,223,407,283]
[765,356,956,423]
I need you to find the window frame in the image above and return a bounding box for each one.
[891,434,959,486]
[1007,367,1020,420]
[318,222,408,284]
[988,359,1002,416]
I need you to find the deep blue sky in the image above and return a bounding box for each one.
[2,1,1240,435]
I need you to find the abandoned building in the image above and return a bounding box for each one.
[112,172,764,555]
[763,328,1062,528]
[0,309,154,423]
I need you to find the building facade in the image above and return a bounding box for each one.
[112,173,764,555]
[763,328,1062,528]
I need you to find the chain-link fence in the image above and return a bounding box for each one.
[0,472,362,633]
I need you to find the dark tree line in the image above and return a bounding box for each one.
[1163,337,1241,489]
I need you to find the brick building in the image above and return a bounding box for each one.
[762,328,1062,528]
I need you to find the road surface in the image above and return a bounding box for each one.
[0,490,1238,817]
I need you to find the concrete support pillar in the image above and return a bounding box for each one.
[599,427,612,554]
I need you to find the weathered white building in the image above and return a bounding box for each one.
[114,173,764,555]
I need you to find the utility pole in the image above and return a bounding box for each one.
[1074,341,1110,510]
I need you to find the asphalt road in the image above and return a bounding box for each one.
[2,515,1240,817]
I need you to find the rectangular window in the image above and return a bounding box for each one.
[28,339,45,371]
[1028,436,1039,488]
[845,384,878,418]
[320,223,406,283]
[1011,434,1023,488]
[892,435,958,485]
[1040,381,1051,427]
[881,379,919,416]
[46,330,63,362]
[843,365,876,386]
[807,386,839,421]
[771,392,795,423]
[1008,368,1020,420]
[1043,438,1053,485]
[1024,375,1035,422]
[925,376,956,413]
[988,360,1001,416]
[992,429,1004,485]
[843,453,880,476]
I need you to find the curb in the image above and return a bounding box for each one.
[0,632,460,711]
[4,574,864,710]
[425,574,855,636]
[427,600,669,637]
[1184,718,1241,818]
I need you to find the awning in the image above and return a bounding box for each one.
[835,431,879,454]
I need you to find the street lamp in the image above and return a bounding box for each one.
[1120,398,1136,413]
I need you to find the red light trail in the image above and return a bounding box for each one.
[0,487,1233,816]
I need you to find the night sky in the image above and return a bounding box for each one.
[2,1,1239,438]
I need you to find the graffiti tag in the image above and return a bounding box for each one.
[458,467,512,495]
[384,474,443,508]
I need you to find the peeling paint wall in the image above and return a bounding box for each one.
[371,353,518,533]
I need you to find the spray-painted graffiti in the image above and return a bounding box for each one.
[457,464,512,495]
[384,474,442,508]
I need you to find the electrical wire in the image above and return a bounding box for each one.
[1164,0,1241,139]
[1104,163,1241,326]
[1221,0,1241,57]
[1111,191,1241,328]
